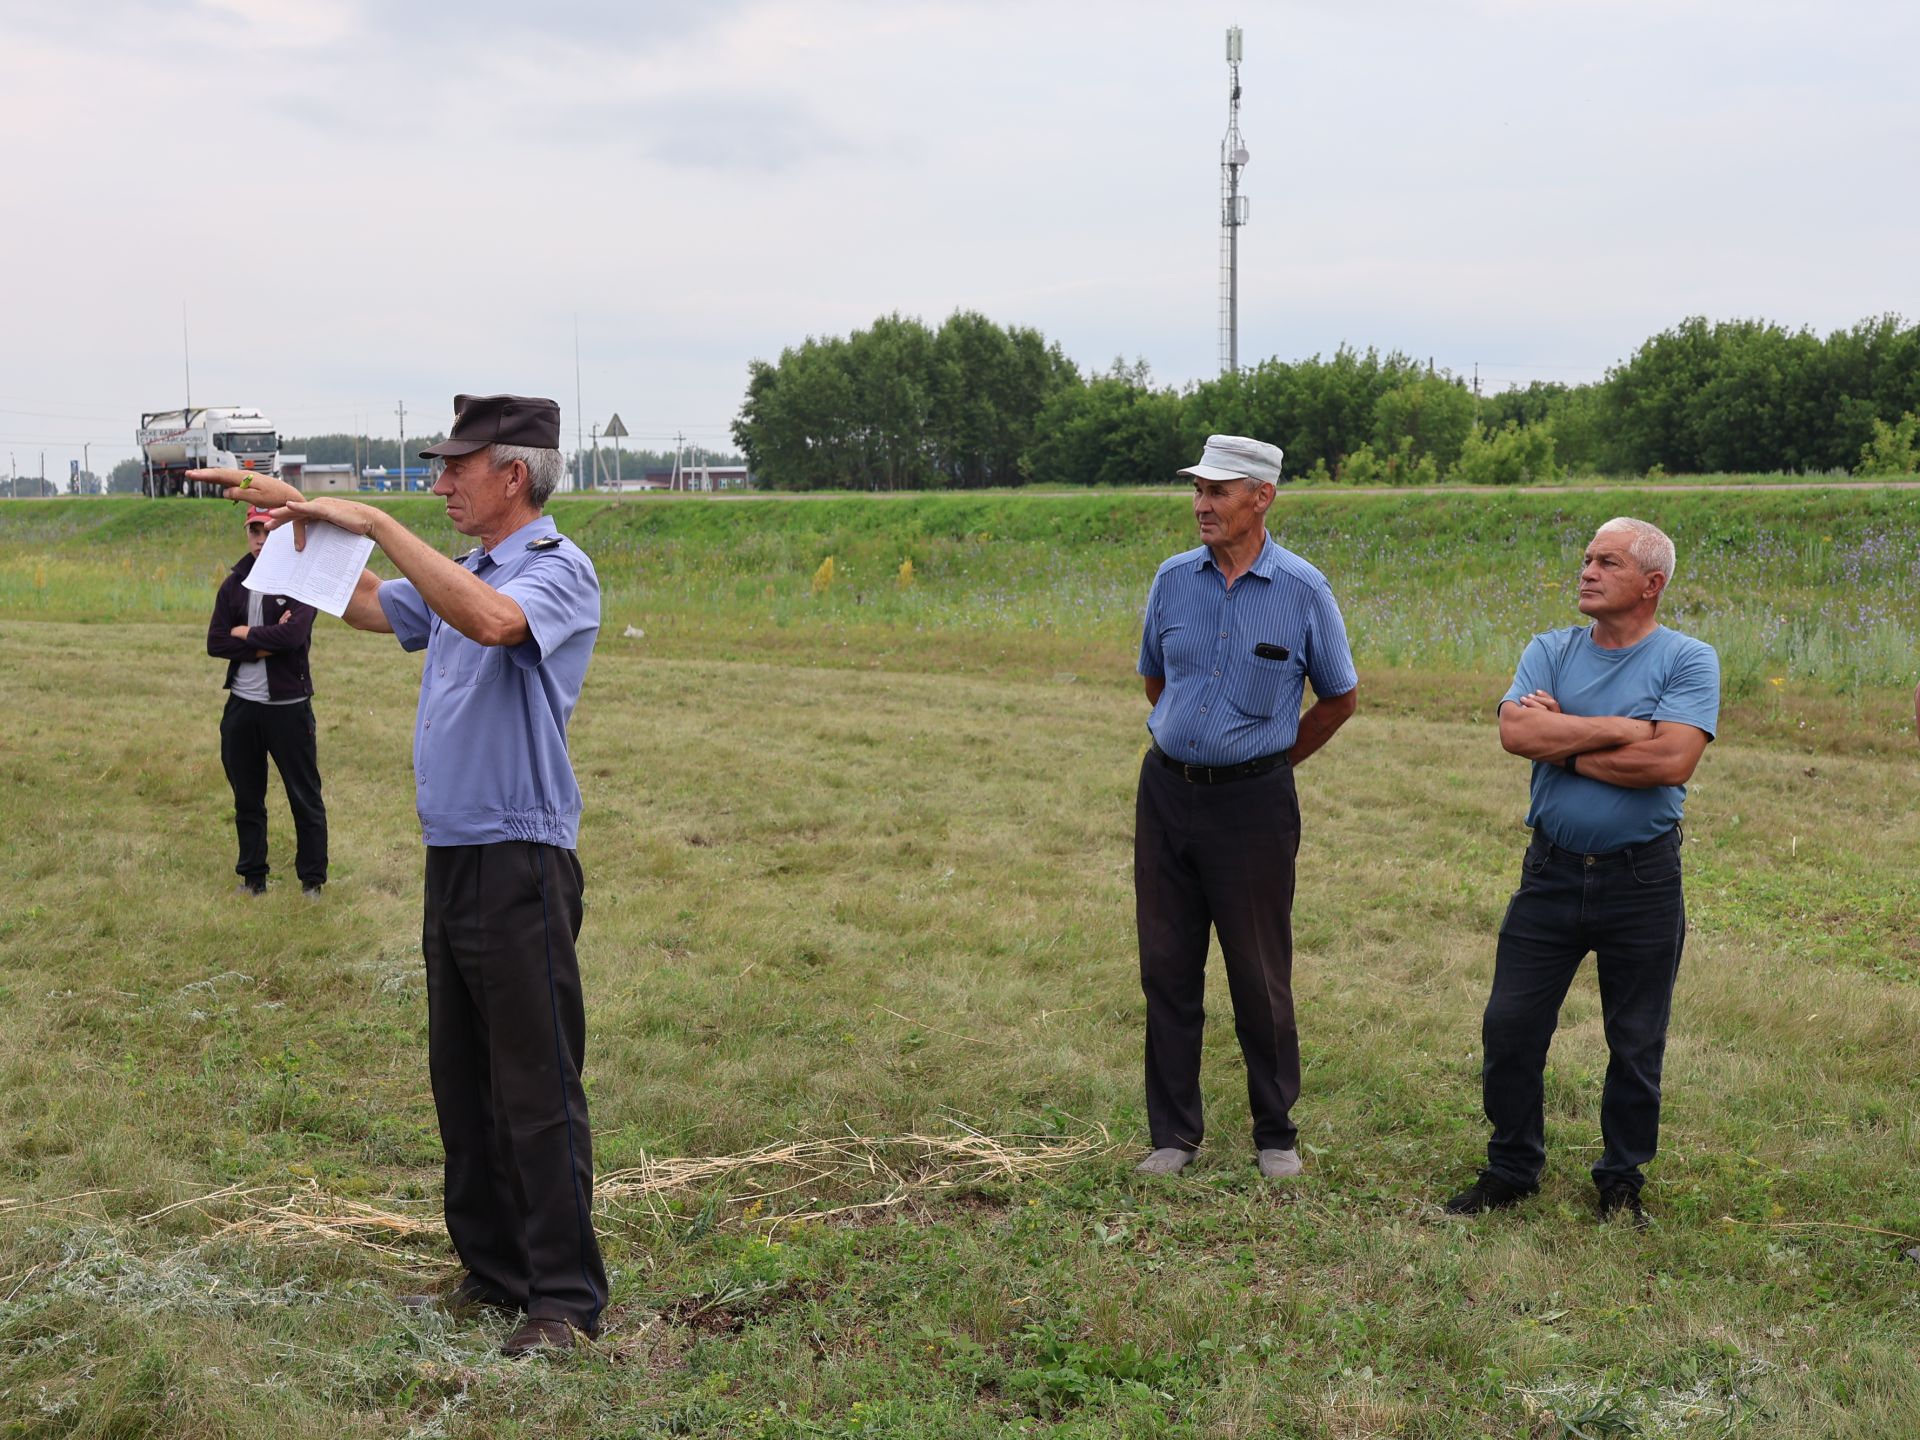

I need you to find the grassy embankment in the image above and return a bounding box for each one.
[2,490,1920,1437]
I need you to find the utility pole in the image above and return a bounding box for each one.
[673,430,686,491]
[1218,27,1250,375]
[396,400,407,491]
[589,423,601,488]
[573,314,584,493]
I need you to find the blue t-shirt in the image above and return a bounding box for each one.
[1502,624,1720,852]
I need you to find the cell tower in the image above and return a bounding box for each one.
[1219,25,1250,374]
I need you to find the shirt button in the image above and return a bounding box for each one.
[1200,707,1208,714]
[1213,669,1220,676]
[1220,632,1228,639]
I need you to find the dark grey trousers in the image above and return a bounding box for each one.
[423,842,606,1330]
[1135,753,1302,1152]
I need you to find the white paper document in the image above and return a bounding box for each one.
[243,520,377,617]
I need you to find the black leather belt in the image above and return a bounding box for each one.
[1530,826,1680,868]
[1151,742,1291,785]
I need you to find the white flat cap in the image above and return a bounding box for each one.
[1177,434,1285,486]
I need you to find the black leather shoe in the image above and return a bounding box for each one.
[1443,1173,1537,1215]
[1597,1183,1650,1227]
[502,1317,594,1357]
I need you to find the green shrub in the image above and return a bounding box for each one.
[1855,412,1920,476]
[1451,420,1562,486]
[1335,437,1439,486]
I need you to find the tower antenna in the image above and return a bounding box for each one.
[1219,26,1250,374]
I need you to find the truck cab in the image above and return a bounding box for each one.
[138,406,279,496]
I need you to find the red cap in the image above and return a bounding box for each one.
[246,507,273,524]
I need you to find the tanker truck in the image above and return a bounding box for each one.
[136,406,278,496]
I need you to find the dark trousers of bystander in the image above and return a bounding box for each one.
[1135,753,1302,1154]
[1480,828,1686,1195]
[423,841,607,1332]
[219,694,328,888]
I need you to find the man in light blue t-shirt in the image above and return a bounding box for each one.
[1445,518,1719,1227]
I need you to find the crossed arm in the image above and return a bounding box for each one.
[1499,690,1709,788]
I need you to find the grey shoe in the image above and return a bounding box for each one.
[1134,1147,1196,1176]
[1257,1148,1303,1179]
[302,884,324,901]
[237,880,266,898]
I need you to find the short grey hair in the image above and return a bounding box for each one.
[491,444,565,508]
[1598,516,1677,582]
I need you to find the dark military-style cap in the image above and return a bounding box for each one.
[419,394,562,458]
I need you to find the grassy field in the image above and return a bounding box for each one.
[3,491,1920,1437]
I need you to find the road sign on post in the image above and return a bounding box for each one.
[604,414,628,488]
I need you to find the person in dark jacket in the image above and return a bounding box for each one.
[206,505,328,897]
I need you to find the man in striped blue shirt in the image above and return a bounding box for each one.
[1134,435,1359,1179]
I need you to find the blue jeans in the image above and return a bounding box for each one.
[1481,828,1685,1194]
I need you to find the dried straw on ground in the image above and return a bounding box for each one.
[41,1122,1115,1267]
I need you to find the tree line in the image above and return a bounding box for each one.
[733,311,1920,488]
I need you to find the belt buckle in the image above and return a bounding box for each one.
[1182,762,1202,783]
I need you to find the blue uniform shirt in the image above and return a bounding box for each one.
[377,515,600,849]
[1503,623,1720,853]
[1138,533,1358,766]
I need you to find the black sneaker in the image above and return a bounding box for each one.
[1597,1183,1649,1227]
[237,879,266,898]
[302,883,324,901]
[1443,1173,1536,1215]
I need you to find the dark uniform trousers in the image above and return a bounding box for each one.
[424,841,607,1330]
[1135,753,1302,1153]
[219,694,328,887]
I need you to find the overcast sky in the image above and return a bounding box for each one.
[2,0,1916,477]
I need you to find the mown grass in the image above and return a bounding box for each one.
[2,493,1920,1437]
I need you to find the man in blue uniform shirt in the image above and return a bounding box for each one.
[199,394,607,1354]
[1133,435,1358,1180]
[1446,517,1719,1225]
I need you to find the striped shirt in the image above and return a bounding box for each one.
[1138,533,1357,766]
